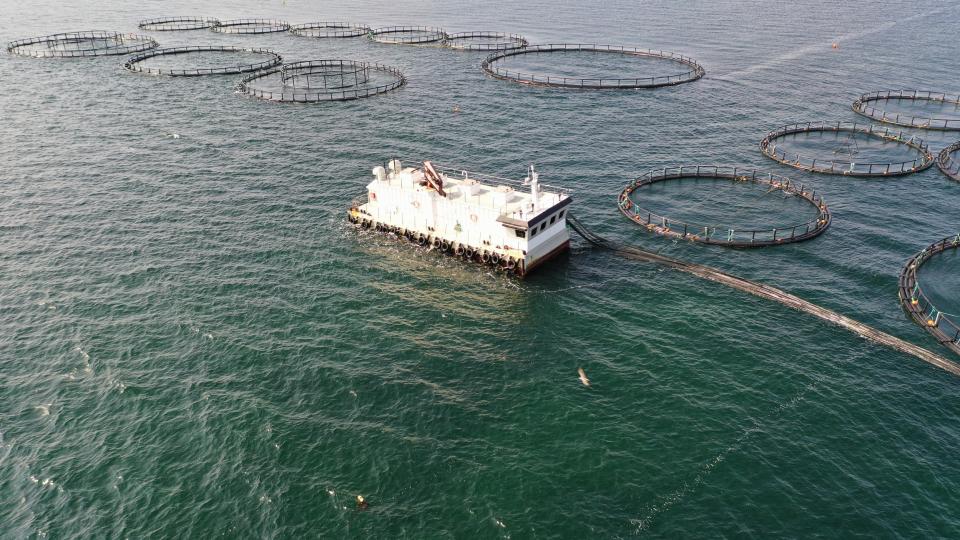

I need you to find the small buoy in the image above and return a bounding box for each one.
[356,495,369,510]
[452,104,460,113]
[832,42,839,49]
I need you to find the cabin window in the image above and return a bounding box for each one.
[558,210,565,218]
[539,223,546,232]
[530,228,537,238]
[549,215,556,225]
[515,229,525,238]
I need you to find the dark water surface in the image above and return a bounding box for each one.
[2,1,960,538]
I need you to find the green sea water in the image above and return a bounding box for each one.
[1,0,959,537]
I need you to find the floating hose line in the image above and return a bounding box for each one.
[566,214,960,376]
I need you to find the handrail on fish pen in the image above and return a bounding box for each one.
[937,141,960,182]
[6,31,158,58]
[235,60,405,103]
[138,16,220,31]
[481,44,705,89]
[619,166,830,247]
[852,90,960,131]
[898,235,960,357]
[759,121,935,176]
[123,46,282,77]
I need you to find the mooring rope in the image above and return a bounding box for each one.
[566,214,960,377]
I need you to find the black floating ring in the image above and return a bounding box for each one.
[138,16,220,31]
[852,90,960,131]
[618,165,831,248]
[235,59,405,103]
[6,31,158,58]
[444,31,527,51]
[212,19,291,34]
[936,141,960,183]
[123,46,282,76]
[370,26,447,45]
[759,121,935,177]
[289,22,371,38]
[481,43,705,89]
[898,235,960,357]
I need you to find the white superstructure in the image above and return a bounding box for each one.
[348,159,572,276]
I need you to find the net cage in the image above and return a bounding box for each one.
[235,59,405,103]
[370,25,447,45]
[6,31,158,58]
[898,234,960,356]
[937,141,960,182]
[444,31,528,51]
[289,22,371,38]
[138,16,220,31]
[759,121,935,176]
[618,166,831,247]
[852,90,960,131]
[211,19,291,34]
[480,44,705,89]
[123,46,282,76]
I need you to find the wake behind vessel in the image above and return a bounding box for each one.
[348,159,572,276]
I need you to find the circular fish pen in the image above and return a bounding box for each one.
[852,90,960,131]
[235,59,405,103]
[760,121,935,176]
[211,19,290,34]
[481,44,705,89]
[937,141,960,182]
[899,235,960,356]
[618,166,830,247]
[6,31,158,58]
[370,26,447,45]
[138,16,219,31]
[289,22,371,38]
[444,31,527,51]
[123,46,281,76]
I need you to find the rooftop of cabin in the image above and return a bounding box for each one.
[371,162,570,221]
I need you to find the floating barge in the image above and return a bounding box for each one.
[348,160,572,276]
